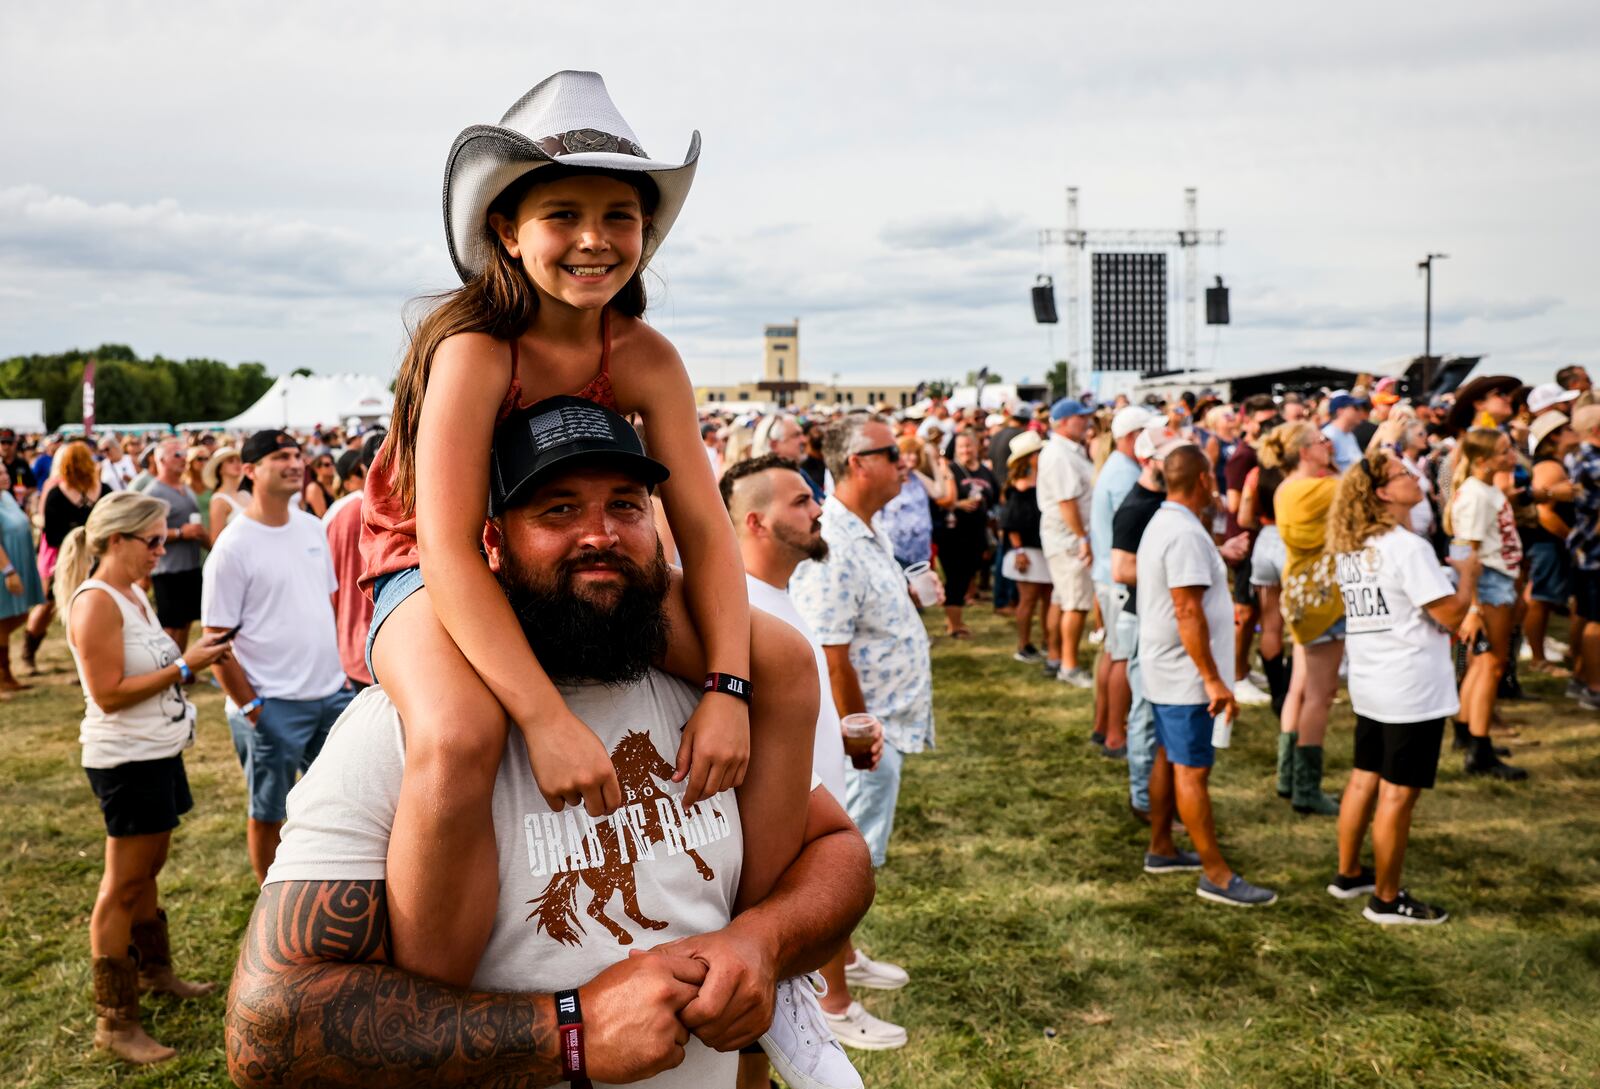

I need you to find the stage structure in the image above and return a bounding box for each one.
[1037,188,1224,393]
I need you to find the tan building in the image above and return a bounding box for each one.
[694,321,919,409]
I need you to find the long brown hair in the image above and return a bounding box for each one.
[381,166,658,511]
[56,440,98,494]
[1327,448,1400,554]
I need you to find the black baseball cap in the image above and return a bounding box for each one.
[490,396,669,517]
[241,429,300,463]
[335,447,365,479]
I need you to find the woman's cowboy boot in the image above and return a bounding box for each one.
[20,628,44,674]
[132,910,217,998]
[1291,745,1341,816]
[93,954,176,1065]
[1275,731,1298,799]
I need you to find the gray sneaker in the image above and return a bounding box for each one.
[1578,687,1600,712]
[1042,658,1062,677]
[1056,666,1093,688]
[1144,850,1202,874]
[1196,873,1278,907]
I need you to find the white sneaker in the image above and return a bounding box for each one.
[1247,669,1268,689]
[760,975,862,1089]
[843,950,909,991]
[823,1000,909,1051]
[1056,666,1093,688]
[1234,678,1271,706]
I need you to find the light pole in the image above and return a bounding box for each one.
[1418,253,1448,394]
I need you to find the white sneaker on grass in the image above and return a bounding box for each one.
[823,1001,909,1051]
[1234,678,1271,706]
[760,975,861,1089]
[843,950,909,991]
[1056,666,1093,688]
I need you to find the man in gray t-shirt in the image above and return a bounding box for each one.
[145,439,208,647]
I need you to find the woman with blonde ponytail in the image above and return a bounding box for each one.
[1267,421,1345,815]
[1445,428,1528,780]
[62,491,234,1065]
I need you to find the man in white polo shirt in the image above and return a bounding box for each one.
[724,454,909,1058]
[201,428,353,882]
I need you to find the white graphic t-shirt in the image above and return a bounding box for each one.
[266,670,743,1089]
[1335,526,1460,723]
[1450,476,1523,577]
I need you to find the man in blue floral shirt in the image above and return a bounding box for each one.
[792,414,935,868]
[1567,404,1600,709]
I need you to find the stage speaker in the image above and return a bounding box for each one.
[1031,277,1058,324]
[1205,277,1230,325]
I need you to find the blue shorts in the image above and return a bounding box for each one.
[1477,566,1517,608]
[228,687,355,822]
[364,565,426,680]
[1525,541,1568,605]
[1151,702,1216,769]
[1309,616,1347,646]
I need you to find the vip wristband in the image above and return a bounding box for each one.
[555,989,591,1088]
[703,672,753,704]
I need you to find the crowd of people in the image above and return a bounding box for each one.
[3,67,1596,1088]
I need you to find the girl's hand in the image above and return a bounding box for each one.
[674,693,750,808]
[184,630,233,671]
[522,708,623,816]
[1457,608,1485,645]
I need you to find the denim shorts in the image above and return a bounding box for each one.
[1525,540,1569,605]
[364,565,425,680]
[1249,525,1284,587]
[1151,702,1216,769]
[228,687,355,822]
[1477,566,1517,608]
[1309,616,1347,646]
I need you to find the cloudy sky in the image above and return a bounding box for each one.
[3,1,1596,393]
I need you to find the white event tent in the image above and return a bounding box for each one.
[197,374,392,432]
[0,399,47,433]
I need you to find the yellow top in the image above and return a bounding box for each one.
[1275,475,1344,645]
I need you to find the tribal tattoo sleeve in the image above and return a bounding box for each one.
[225,880,563,1089]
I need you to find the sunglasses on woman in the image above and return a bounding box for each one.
[128,533,165,551]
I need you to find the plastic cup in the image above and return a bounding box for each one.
[904,561,943,606]
[189,512,203,525]
[841,713,881,770]
[1212,711,1232,749]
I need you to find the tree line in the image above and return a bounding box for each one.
[0,345,277,431]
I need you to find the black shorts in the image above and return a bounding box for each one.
[1231,554,1257,607]
[1353,715,1444,790]
[85,754,193,837]
[1575,571,1600,623]
[151,568,203,629]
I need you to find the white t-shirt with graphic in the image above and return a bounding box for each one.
[266,670,743,1089]
[1335,526,1460,723]
[1450,476,1523,577]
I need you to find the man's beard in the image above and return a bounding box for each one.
[773,518,828,563]
[494,543,670,687]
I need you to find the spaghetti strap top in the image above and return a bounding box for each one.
[360,311,623,591]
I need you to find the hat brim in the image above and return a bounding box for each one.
[444,125,700,284]
[1446,375,1520,433]
[491,447,670,518]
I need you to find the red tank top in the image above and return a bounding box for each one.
[358,313,621,591]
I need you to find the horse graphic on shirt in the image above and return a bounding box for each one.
[525,729,724,946]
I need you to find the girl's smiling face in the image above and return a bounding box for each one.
[490,173,647,313]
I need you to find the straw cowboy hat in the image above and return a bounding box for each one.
[444,70,700,282]
[1007,430,1044,465]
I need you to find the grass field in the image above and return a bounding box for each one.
[2,609,1597,1088]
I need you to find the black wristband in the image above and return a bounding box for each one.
[703,672,752,704]
[555,990,590,1088]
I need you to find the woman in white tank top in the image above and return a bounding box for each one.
[202,445,248,545]
[55,492,234,1066]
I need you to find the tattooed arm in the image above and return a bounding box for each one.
[225,879,706,1088]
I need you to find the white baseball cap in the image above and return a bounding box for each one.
[1112,405,1156,440]
[1134,423,1192,461]
[1527,382,1579,414]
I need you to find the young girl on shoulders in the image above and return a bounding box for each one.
[360,72,816,987]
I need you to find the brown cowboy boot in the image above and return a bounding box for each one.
[19,628,45,674]
[93,954,176,1065]
[132,910,217,998]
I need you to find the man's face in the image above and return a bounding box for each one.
[769,419,806,462]
[761,469,827,563]
[158,441,186,481]
[846,422,901,508]
[245,446,303,498]
[1282,400,1307,422]
[485,468,669,685]
[1056,414,1088,443]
